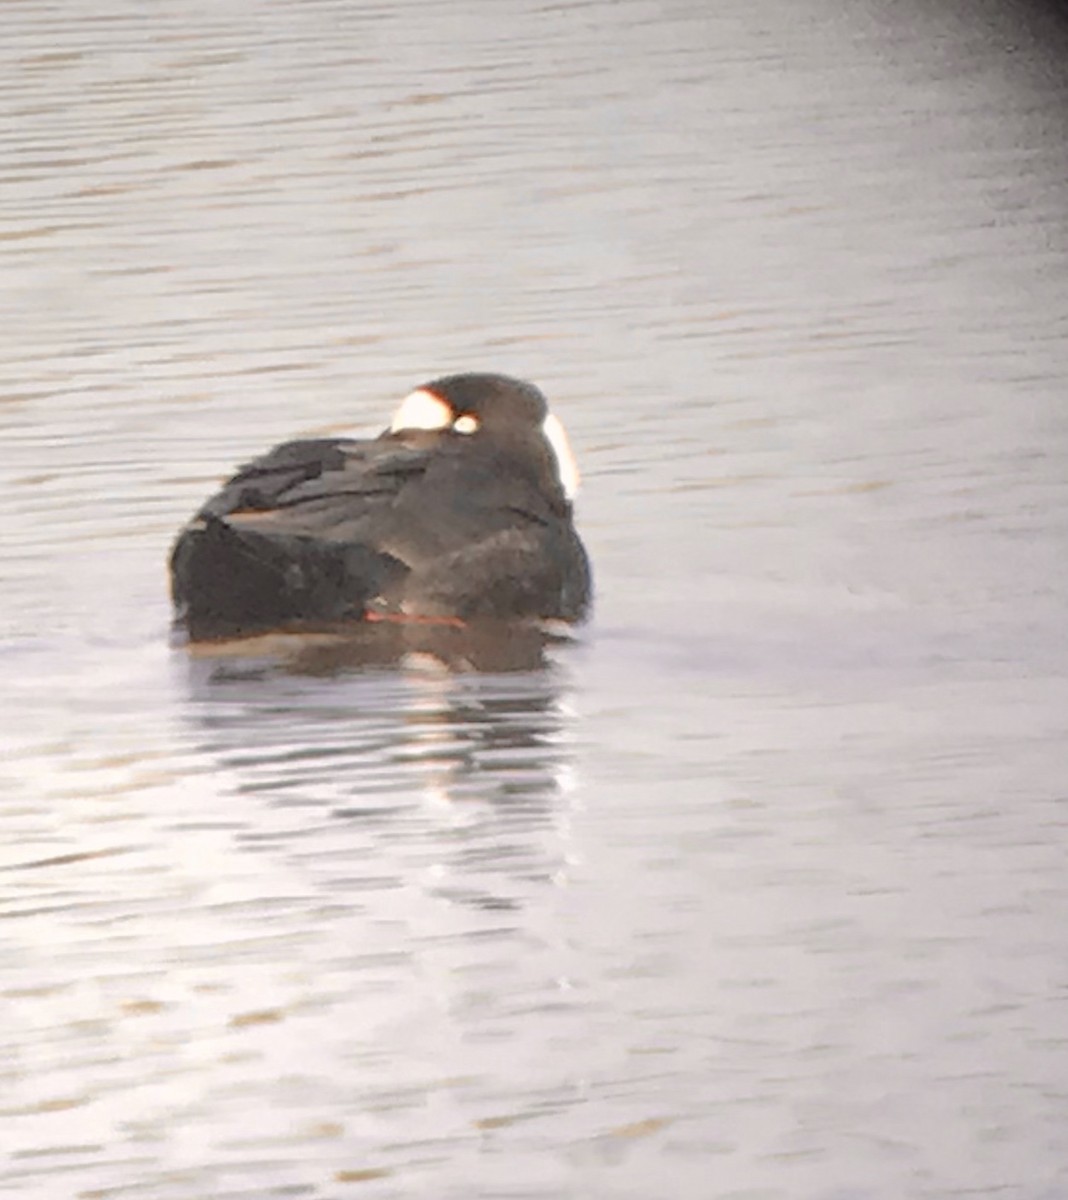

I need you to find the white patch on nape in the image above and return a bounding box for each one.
[453,413,479,434]
[391,388,453,432]
[542,412,581,500]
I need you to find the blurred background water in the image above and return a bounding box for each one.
[2,0,1068,1196]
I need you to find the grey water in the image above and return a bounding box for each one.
[3,0,1068,1196]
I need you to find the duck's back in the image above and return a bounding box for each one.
[170,424,590,639]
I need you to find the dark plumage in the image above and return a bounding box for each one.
[169,373,592,641]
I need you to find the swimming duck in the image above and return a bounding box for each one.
[169,373,592,640]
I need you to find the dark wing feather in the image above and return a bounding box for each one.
[170,436,430,636]
[196,437,430,527]
[405,524,592,622]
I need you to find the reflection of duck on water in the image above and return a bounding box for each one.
[170,373,592,653]
[183,658,575,912]
[185,617,568,674]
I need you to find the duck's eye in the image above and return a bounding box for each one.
[453,414,480,434]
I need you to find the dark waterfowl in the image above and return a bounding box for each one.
[169,373,592,641]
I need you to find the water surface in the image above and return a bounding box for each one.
[3,1,1068,1196]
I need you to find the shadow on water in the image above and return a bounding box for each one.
[173,624,580,914]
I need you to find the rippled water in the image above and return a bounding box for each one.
[3,0,1068,1196]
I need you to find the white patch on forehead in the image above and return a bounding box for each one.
[453,414,479,434]
[391,389,453,432]
[542,412,580,500]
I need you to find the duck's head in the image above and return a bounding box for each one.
[390,372,581,501]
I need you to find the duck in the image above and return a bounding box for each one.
[169,373,592,641]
